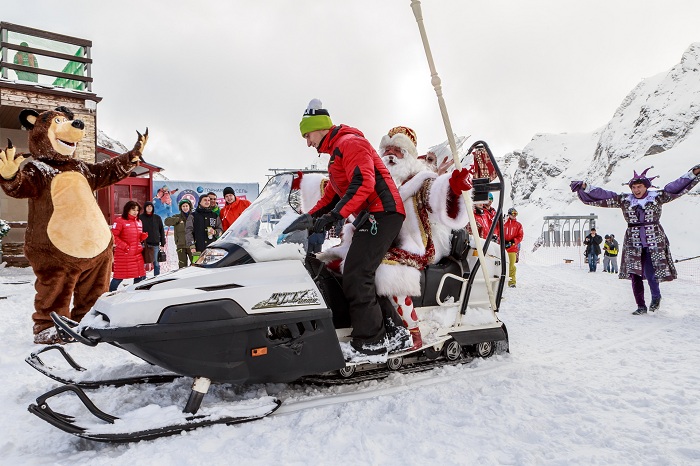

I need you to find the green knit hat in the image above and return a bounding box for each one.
[299,99,333,137]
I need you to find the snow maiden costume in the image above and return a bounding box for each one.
[571,166,700,314]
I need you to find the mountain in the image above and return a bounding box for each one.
[501,43,700,256]
[96,128,128,153]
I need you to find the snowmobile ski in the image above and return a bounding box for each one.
[28,384,281,443]
[26,345,180,388]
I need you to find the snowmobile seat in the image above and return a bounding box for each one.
[412,229,468,307]
[449,228,470,261]
[413,259,464,307]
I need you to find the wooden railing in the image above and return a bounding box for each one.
[0,21,93,92]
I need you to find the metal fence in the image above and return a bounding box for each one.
[521,232,700,284]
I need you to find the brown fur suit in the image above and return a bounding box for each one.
[0,106,147,339]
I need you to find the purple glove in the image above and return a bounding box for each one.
[570,180,584,192]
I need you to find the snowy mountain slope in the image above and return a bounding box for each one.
[501,43,700,257]
[96,129,128,153]
[593,42,700,179]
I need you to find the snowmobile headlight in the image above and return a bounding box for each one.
[197,248,227,265]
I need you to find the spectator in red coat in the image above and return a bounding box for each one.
[110,200,148,291]
[503,207,524,288]
[220,186,251,231]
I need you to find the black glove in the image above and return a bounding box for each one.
[283,213,313,234]
[313,211,343,233]
[504,241,514,249]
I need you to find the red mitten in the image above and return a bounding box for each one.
[140,232,149,241]
[449,167,473,195]
[291,171,303,190]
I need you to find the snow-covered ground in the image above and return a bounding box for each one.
[1,244,699,465]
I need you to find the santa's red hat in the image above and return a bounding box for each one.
[379,126,418,158]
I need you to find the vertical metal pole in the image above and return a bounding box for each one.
[1,26,8,79]
[84,46,92,92]
[409,0,497,311]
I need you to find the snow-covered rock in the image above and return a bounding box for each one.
[96,129,128,153]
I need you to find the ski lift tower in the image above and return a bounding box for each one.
[541,214,598,247]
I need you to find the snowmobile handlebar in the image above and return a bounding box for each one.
[283,213,314,234]
[50,312,100,347]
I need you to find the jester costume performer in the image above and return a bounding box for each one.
[571,165,700,314]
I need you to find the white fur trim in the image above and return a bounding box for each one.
[315,223,354,266]
[379,133,418,158]
[375,263,422,296]
[428,173,470,228]
[431,222,453,263]
[299,173,328,213]
[399,171,436,201]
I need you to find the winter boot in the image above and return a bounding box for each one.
[649,297,661,312]
[339,336,388,362]
[33,327,63,345]
[409,327,423,351]
[386,325,411,353]
[632,306,648,315]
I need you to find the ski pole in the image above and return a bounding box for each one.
[675,255,700,263]
[409,0,497,312]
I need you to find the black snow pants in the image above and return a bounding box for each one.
[342,211,404,343]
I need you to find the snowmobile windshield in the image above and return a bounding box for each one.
[208,172,315,264]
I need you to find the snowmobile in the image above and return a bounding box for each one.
[27,141,509,442]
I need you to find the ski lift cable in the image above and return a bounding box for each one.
[409,0,497,311]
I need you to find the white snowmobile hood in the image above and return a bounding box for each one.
[79,260,326,329]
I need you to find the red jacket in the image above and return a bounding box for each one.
[112,215,146,279]
[309,125,404,218]
[220,198,251,231]
[502,217,523,253]
[470,208,493,239]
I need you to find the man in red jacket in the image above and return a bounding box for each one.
[220,186,251,232]
[503,207,524,287]
[298,99,408,359]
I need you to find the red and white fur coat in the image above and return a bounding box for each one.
[316,133,470,329]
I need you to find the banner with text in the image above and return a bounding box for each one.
[153,180,259,219]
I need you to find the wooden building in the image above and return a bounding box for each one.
[0,22,160,266]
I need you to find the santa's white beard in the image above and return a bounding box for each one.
[382,154,427,185]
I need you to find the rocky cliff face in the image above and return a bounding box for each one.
[592,42,700,181]
[502,43,700,206]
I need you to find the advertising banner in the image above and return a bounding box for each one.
[152,180,259,219]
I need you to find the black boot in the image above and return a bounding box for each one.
[649,297,661,312]
[632,306,648,315]
[384,317,410,353]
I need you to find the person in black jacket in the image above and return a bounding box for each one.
[185,195,223,260]
[583,228,603,272]
[139,201,165,275]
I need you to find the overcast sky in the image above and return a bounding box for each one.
[3,1,700,188]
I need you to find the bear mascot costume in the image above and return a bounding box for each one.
[0,106,147,344]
